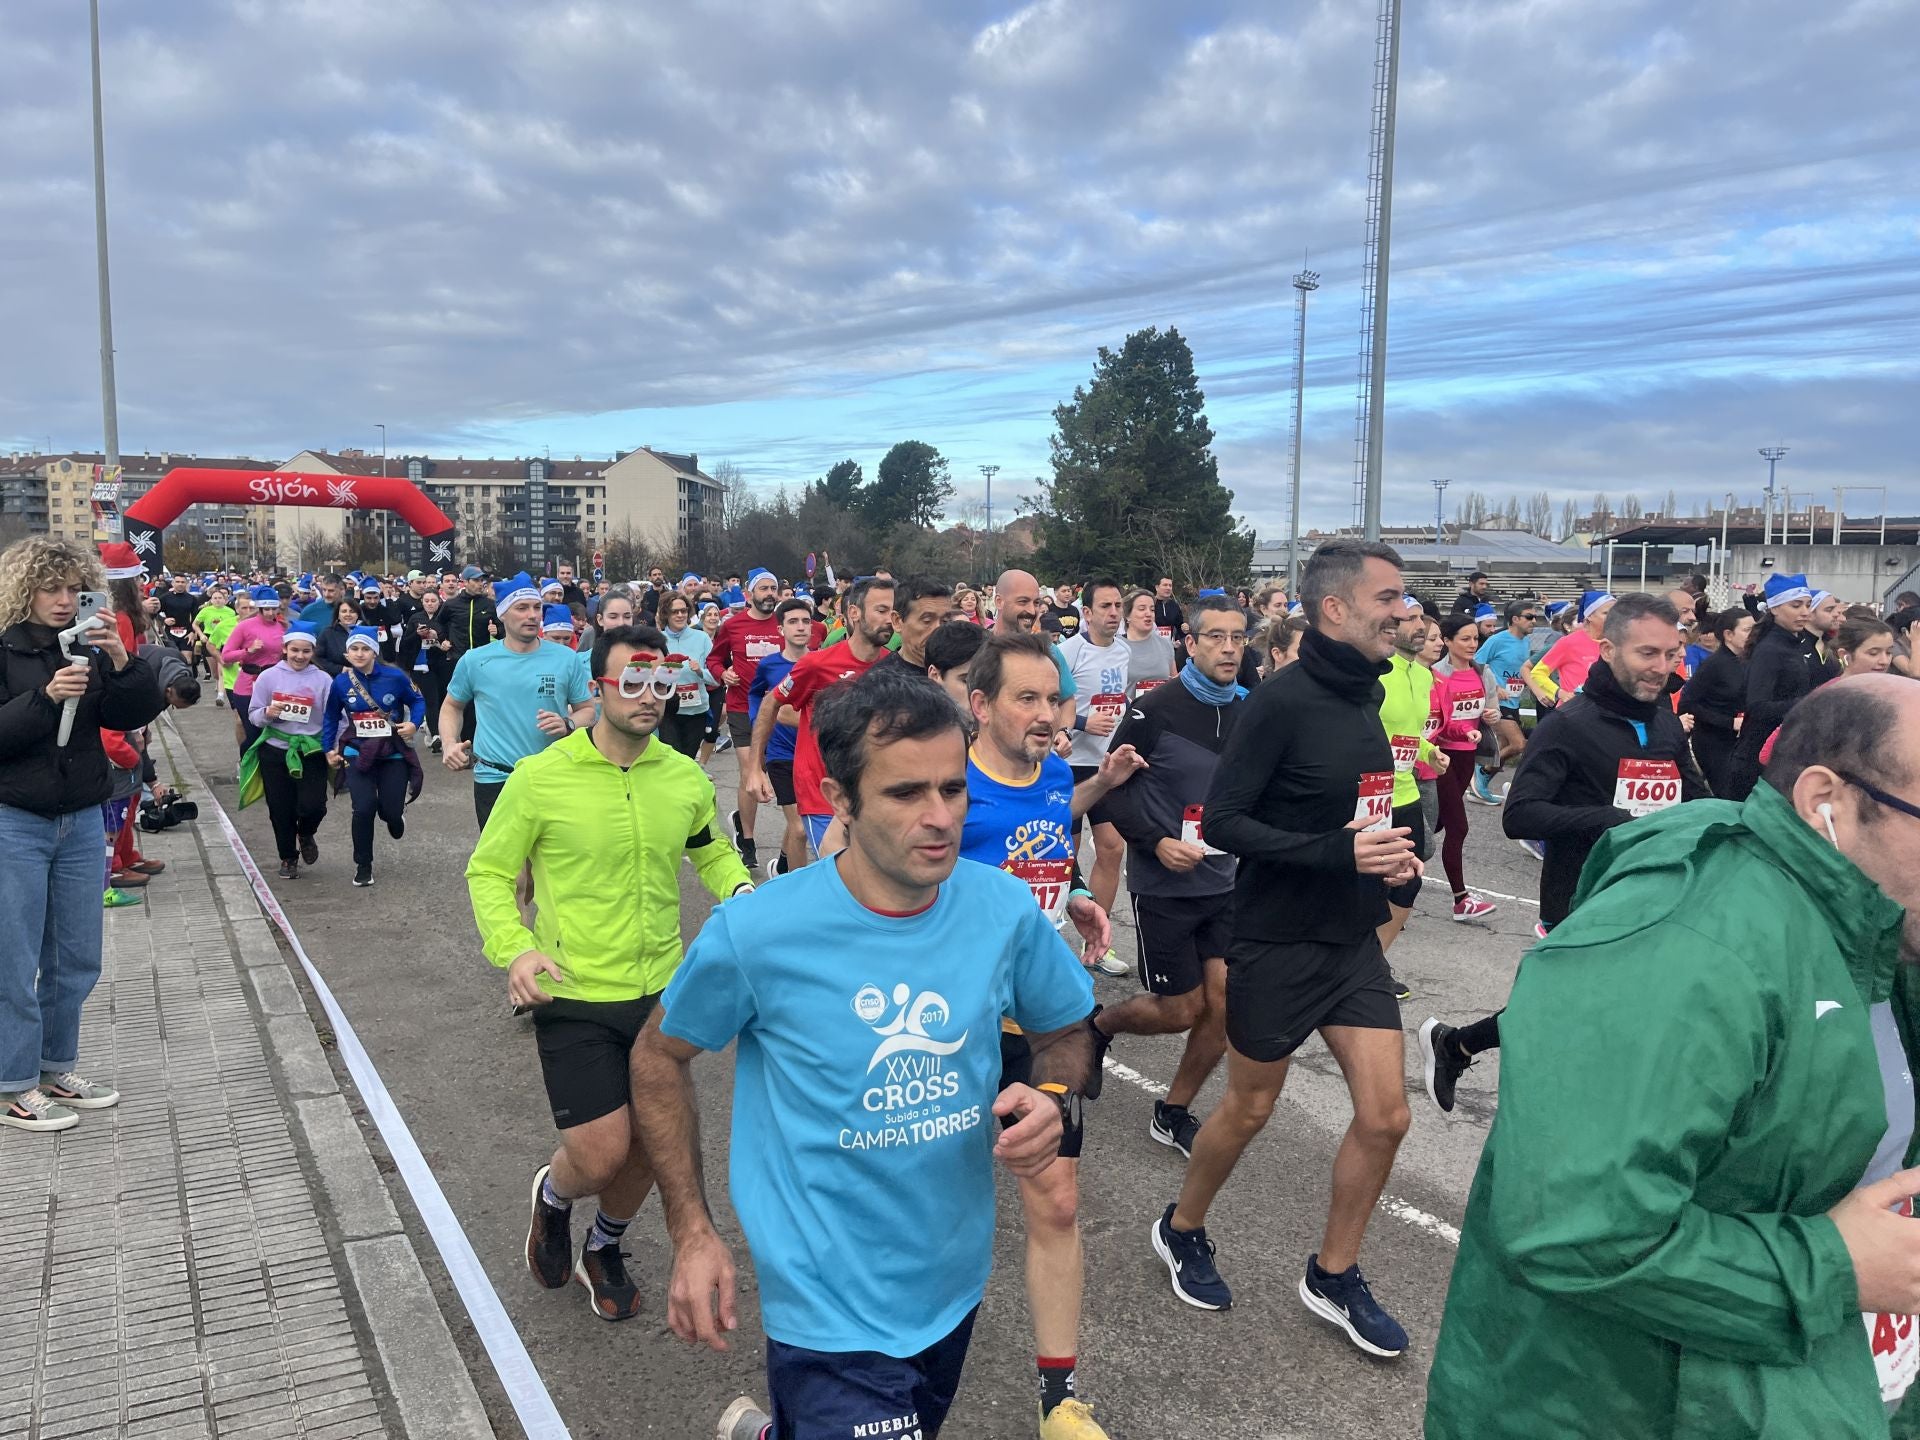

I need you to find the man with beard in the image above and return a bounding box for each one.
[1428,673,1920,1439]
[708,567,785,869]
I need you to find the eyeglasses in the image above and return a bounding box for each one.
[1837,771,1920,826]
[1519,614,1539,623]
[1195,630,1248,647]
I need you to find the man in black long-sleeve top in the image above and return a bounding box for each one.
[1148,540,1421,1359]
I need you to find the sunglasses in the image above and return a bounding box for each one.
[596,663,678,699]
[1838,770,1920,826]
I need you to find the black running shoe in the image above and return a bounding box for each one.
[299,834,320,866]
[1418,1017,1471,1114]
[1150,1203,1231,1310]
[277,859,298,880]
[730,808,745,847]
[574,1244,640,1321]
[387,814,405,840]
[739,839,758,872]
[1083,1006,1111,1100]
[352,864,374,887]
[525,1165,573,1289]
[1150,1101,1201,1158]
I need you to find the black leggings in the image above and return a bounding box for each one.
[415,668,448,739]
[258,745,330,863]
[659,710,706,759]
[344,760,408,866]
[1690,724,1737,798]
[1434,751,1475,897]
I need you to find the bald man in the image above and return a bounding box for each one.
[996,570,1078,741]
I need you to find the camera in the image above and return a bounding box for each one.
[138,794,200,832]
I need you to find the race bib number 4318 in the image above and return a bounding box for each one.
[1615,759,1681,818]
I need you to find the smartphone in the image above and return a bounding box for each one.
[72,590,109,636]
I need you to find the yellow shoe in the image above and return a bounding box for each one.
[1039,1398,1110,1439]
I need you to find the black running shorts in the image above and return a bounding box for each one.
[1387,802,1426,908]
[1132,892,1233,996]
[726,711,753,749]
[474,779,505,830]
[766,759,797,809]
[531,994,660,1130]
[1224,933,1401,1063]
[996,1029,1083,1159]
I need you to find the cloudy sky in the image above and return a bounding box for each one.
[4,0,1916,537]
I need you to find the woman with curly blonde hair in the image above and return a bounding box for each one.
[0,534,163,1133]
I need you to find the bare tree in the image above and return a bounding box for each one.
[1525,490,1554,538]
[1619,493,1645,525]
[1453,491,1490,530]
[1662,487,1680,520]
[1591,493,1614,536]
[1558,497,1580,541]
[1498,495,1522,530]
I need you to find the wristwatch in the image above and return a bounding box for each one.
[1036,1081,1081,1129]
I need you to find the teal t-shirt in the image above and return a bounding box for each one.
[1475,630,1534,706]
[447,640,591,782]
[660,855,1092,1356]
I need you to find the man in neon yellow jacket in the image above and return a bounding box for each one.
[1428,674,1920,1439]
[467,621,752,1323]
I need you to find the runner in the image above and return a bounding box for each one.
[192,583,237,690]
[925,617,988,713]
[243,623,334,880]
[708,567,784,870]
[745,597,816,879]
[399,587,455,753]
[221,585,288,753]
[1724,571,1826,801]
[1058,578,1133,976]
[1470,599,1538,804]
[1121,589,1176,692]
[1449,571,1490,617]
[1149,539,1418,1358]
[630,665,1096,1440]
[741,577,895,859]
[468,622,752,1324]
[1376,595,1444,963]
[873,576,957,676]
[1836,616,1896,675]
[1527,589,1615,705]
[322,626,425,888]
[1430,615,1501,923]
[652,591,711,760]
[1677,605,1754,795]
[1151,577,1183,640]
[438,572,594,831]
[155,573,202,670]
[1418,594,1707,1112]
[1040,581,1082,641]
[1426,675,1920,1439]
[1089,594,1247,1159]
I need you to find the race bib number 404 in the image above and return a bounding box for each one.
[1615,758,1681,818]
[1006,859,1073,928]
[1353,772,1394,832]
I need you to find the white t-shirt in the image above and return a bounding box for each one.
[1058,632,1133,769]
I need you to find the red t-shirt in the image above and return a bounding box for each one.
[707,610,785,713]
[778,640,881,815]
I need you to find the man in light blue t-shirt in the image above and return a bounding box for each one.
[439,571,593,830]
[632,666,1095,1440]
[1471,598,1541,804]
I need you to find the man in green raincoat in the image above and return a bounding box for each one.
[1429,674,1920,1439]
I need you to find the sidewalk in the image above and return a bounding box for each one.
[0,727,494,1440]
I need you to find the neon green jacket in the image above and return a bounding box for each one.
[1378,651,1440,810]
[466,727,751,1001]
[1427,783,1915,1439]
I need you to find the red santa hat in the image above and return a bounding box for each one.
[100,542,146,580]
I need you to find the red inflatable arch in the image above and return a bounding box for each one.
[121,467,457,574]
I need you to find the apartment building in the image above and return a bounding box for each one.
[0,451,274,559]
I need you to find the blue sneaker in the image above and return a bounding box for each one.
[1299,1255,1407,1357]
[1151,1204,1231,1310]
[1468,768,1501,805]
[1514,837,1546,861]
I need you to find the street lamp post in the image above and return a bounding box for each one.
[1431,477,1450,547]
[89,0,120,476]
[376,423,388,573]
[979,464,999,583]
[1759,446,1788,546]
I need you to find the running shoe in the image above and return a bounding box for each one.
[1388,972,1412,1001]
[1039,1399,1111,1438]
[762,854,787,883]
[1417,1018,1471,1115]
[713,732,733,754]
[108,869,150,888]
[1533,920,1550,940]
[276,860,298,880]
[1514,837,1546,861]
[1150,1101,1201,1158]
[717,1398,772,1440]
[1150,1204,1231,1310]
[1452,894,1497,922]
[1468,769,1502,805]
[214,692,226,708]
[40,1069,119,1110]
[738,838,758,872]
[730,808,745,847]
[353,865,374,887]
[525,1165,573,1289]
[574,1243,640,1321]
[0,1088,79,1134]
[387,814,405,840]
[428,734,442,753]
[103,887,143,908]
[299,835,320,865]
[1299,1254,1407,1357]
[1092,948,1131,978]
[1083,1007,1110,1100]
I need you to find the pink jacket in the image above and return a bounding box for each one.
[220,615,288,697]
[1430,662,1494,752]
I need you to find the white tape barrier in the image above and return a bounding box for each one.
[209,797,571,1439]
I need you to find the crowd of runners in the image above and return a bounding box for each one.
[9,531,1920,1438]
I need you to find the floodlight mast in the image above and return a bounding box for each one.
[1285,268,1320,591]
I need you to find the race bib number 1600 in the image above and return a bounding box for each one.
[1615,758,1681,818]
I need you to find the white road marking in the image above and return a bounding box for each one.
[1102,1055,1462,1247]
[1467,887,1539,906]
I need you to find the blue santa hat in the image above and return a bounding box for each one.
[282,621,318,645]
[539,577,563,596]
[1196,587,1227,598]
[1808,588,1833,612]
[747,567,776,588]
[344,626,382,651]
[1763,573,1811,608]
[1473,602,1497,622]
[493,572,541,610]
[542,603,574,633]
[1577,590,1615,624]
[1545,600,1573,619]
[250,585,282,608]
[680,572,701,586]
[360,578,382,594]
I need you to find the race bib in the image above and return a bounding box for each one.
[1090,693,1127,725]
[1868,1200,1920,1404]
[1134,676,1169,694]
[1422,710,1444,742]
[1006,858,1073,927]
[1156,626,1173,639]
[744,638,779,661]
[1450,692,1484,724]
[1353,771,1394,832]
[1180,804,1227,856]
[1503,677,1525,701]
[352,712,393,739]
[376,627,388,642]
[168,626,188,639]
[1390,734,1420,774]
[270,691,312,725]
[1615,758,1682,818]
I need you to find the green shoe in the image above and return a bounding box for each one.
[103,887,144,908]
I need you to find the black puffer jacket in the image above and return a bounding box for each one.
[0,622,164,817]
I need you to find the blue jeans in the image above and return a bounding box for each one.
[0,804,107,1093]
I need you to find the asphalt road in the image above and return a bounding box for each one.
[160,697,1544,1440]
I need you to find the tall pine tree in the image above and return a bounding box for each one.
[1031,327,1252,588]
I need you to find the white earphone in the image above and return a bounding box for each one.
[1818,802,1838,847]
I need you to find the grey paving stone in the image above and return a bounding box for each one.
[293,1097,400,1240]
[264,1014,337,1098]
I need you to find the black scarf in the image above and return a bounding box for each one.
[1298,625,1391,701]
[1582,655,1658,722]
